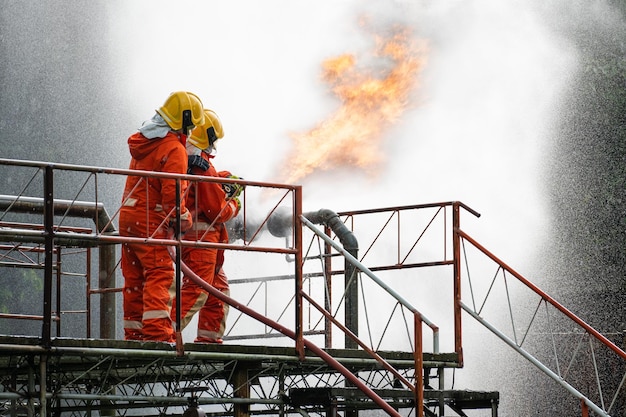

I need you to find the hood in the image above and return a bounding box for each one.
[138,113,171,139]
[128,131,178,160]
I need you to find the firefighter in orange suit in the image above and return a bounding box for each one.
[119,91,204,342]
[170,109,242,343]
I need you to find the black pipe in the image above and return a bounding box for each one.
[263,208,357,251]
[232,208,360,348]
[304,209,359,349]
[42,167,54,348]
[301,209,358,254]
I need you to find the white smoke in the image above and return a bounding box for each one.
[107,0,619,414]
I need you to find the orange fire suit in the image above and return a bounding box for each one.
[197,251,230,341]
[119,131,191,342]
[171,154,239,341]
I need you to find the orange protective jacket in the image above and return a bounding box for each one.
[185,154,239,236]
[120,132,190,236]
[171,154,239,334]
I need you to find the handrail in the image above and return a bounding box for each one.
[301,215,440,417]
[457,229,626,360]
[301,291,416,392]
[335,201,480,364]
[301,215,440,347]
[338,201,481,219]
[166,245,403,417]
[0,158,499,416]
[457,227,625,416]
[0,161,302,344]
[0,158,292,189]
[461,302,610,417]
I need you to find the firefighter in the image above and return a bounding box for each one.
[171,109,242,343]
[119,91,204,342]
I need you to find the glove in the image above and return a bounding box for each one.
[232,197,241,212]
[180,210,193,233]
[187,155,209,174]
[170,210,193,234]
[222,175,244,198]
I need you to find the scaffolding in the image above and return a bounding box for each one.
[0,158,622,417]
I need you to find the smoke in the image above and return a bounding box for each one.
[107,3,582,413]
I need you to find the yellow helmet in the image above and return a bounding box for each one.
[188,109,224,150]
[156,91,204,132]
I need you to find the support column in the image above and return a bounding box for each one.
[233,364,250,417]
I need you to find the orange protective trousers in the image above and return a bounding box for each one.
[197,266,230,340]
[171,230,229,340]
[121,234,176,342]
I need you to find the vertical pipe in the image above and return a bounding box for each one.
[344,256,359,417]
[328,397,338,417]
[233,365,251,417]
[343,214,358,349]
[39,356,47,417]
[344,256,358,349]
[294,186,304,359]
[175,179,183,353]
[301,209,359,349]
[414,315,424,417]
[55,247,62,337]
[86,248,91,339]
[99,245,116,339]
[279,367,286,417]
[27,358,34,417]
[452,202,463,366]
[98,242,116,417]
[42,165,53,348]
[439,367,445,416]
[10,371,16,417]
[324,225,333,349]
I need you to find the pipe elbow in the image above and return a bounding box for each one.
[304,209,358,252]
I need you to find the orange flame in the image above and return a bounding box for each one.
[280,26,428,184]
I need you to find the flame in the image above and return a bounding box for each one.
[280,26,428,184]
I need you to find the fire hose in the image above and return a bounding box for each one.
[165,237,402,417]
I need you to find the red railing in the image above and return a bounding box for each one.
[456,228,626,416]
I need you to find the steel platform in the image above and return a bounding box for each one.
[0,336,498,416]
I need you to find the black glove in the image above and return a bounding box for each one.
[187,155,209,174]
[222,175,244,198]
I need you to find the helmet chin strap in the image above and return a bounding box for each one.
[203,144,217,157]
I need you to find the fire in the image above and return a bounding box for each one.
[280,26,428,184]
